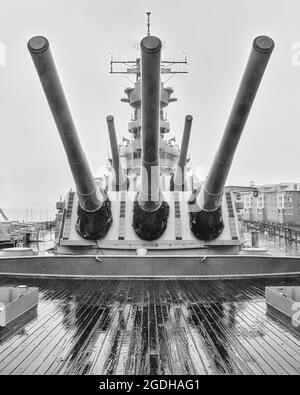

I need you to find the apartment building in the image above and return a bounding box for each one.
[241,183,300,226]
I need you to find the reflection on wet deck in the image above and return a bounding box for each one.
[0,277,300,375]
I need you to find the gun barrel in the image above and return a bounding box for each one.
[139,35,162,210]
[28,36,102,213]
[191,36,274,241]
[173,115,193,190]
[106,115,127,190]
[132,36,169,241]
[198,36,274,212]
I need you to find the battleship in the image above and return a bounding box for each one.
[0,16,300,279]
[0,14,300,376]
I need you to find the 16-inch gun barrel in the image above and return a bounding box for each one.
[172,115,193,191]
[28,36,112,239]
[106,115,127,190]
[139,36,162,209]
[132,35,169,240]
[191,36,274,240]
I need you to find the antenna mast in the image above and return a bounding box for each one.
[109,13,188,78]
[146,12,151,36]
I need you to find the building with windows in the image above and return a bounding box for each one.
[241,183,300,226]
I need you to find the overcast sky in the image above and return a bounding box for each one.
[0,0,300,216]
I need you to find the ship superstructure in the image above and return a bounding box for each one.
[110,51,187,181]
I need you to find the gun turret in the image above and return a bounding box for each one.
[106,115,127,190]
[132,36,169,240]
[28,36,112,240]
[171,115,193,191]
[190,35,274,240]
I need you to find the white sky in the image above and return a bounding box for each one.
[1,0,300,214]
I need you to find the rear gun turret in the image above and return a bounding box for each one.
[190,36,274,240]
[28,36,112,240]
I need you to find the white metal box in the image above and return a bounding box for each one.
[266,286,300,331]
[0,286,39,327]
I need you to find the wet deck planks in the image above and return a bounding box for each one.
[0,277,300,375]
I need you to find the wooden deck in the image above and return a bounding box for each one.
[0,276,300,375]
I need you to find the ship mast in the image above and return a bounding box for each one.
[109,13,188,137]
[108,13,189,176]
[146,12,151,36]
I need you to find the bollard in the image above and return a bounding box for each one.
[251,230,259,248]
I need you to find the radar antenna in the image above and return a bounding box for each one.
[146,12,151,36]
[109,12,188,81]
